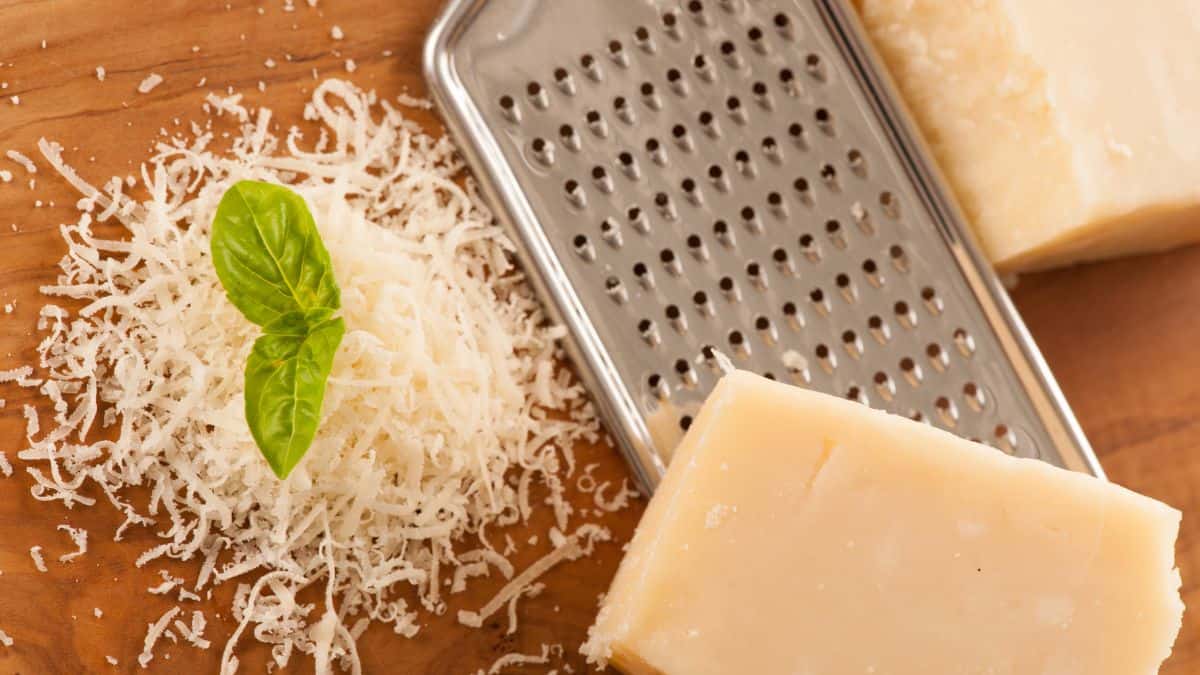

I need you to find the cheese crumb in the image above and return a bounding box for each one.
[138,607,181,668]
[95,66,106,82]
[0,628,12,647]
[137,73,163,94]
[330,25,344,40]
[344,58,357,73]
[5,150,36,174]
[94,608,103,618]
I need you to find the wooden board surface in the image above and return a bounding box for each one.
[0,1,1193,673]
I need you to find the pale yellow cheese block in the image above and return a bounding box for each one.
[584,371,1183,675]
[855,0,1200,271]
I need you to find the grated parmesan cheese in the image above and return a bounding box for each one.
[7,78,614,674]
[137,73,163,94]
[96,66,106,82]
[0,628,12,647]
[0,451,10,477]
[139,606,181,668]
[5,150,36,174]
[57,524,88,562]
[29,545,47,572]
[330,25,344,40]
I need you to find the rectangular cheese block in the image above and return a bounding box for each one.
[584,371,1183,675]
[856,0,1200,271]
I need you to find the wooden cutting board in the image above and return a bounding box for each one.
[0,1,1194,673]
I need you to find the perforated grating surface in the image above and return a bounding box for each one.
[426,0,1100,491]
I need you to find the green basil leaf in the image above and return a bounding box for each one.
[211,180,340,327]
[244,316,345,479]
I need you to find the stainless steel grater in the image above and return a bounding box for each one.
[423,0,1103,493]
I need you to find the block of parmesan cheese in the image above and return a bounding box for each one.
[584,371,1183,675]
[855,0,1200,271]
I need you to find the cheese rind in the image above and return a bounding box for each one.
[857,0,1200,271]
[586,371,1183,675]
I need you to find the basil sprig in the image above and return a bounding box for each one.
[211,180,344,479]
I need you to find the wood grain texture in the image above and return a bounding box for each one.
[0,0,1193,673]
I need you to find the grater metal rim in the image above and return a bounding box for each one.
[423,0,1103,493]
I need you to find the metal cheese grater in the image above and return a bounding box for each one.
[424,0,1102,493]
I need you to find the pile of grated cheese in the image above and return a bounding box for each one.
[5,78,613,672]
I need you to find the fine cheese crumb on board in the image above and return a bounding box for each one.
[4,78,616,673]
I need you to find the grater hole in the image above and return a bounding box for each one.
[687,233,703,248]
[815,107,833,129]
[672,124,687,138]
[682,177,696,192]
[665,304,681,319]
[780,68,795,84]
[554,67,568,82]
[836,273,850,288]
[752,81,768,96]
[586,110,601,124]
[762,136,777,151]
[719,276,735,292]
[680,415,693,431]
[746,261,761,277]
[581,53,595,68]
[900,357,915,371]
[687,0,702,13]
[735,149,751,163]
[815,343,830,358]
[921,286,935,301]
[499,95,514,109]
[633,261,648,276]
[609,40,623,55]
[821,164,838,186]
[675,358,690,374]
[641,82,655,96]
[701,344,716,360]
[842,329,856,343]
[764,372,777,381]
[720,40,736,56]
[881,191,900,218]
[662,11,677,27]
[863,259,877,274]
[873,371,887,385]
[729,330,745,345]
[647,373,661,388]
[713,219,729,236]
[774,12,789,28]
[868,315,882,329]
[741,205,756,220]
[614,96,628,111]
[709,165,723,179]
[926,343,942,358]
[788,121,804,138]
[755,316,770,331]
[767,192,783,208]
[773,247,787,262]
[994,424,1010,439]
[727,96,742,111]
[782,301,797,316]
[748,26,763,42]
[894,300,909,314]
[693,290,708,305]
[694,54,708,69]
[532,137,547,152]
[825,219,840,234]
[810,288,824,302]
[646,138,661,152]
[667,67,682,83]
[635,26,650,41]
[592,166,606,179]
[848,149,866,175]
[527,81,542,96]
[619,151,633,166]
